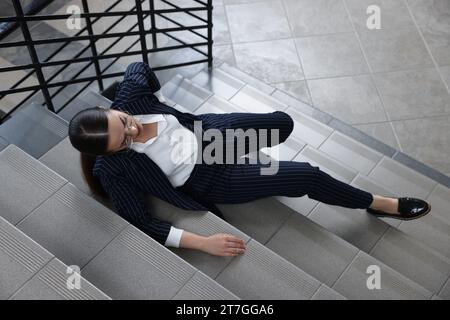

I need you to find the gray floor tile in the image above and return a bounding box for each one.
[368,157,437,199]
[191,69,245,100]
[213,44,236,67]
[408,0,450,66]
[309,203,389,253]
[213,2,232,45]
[357,26,433,73]
[233,39,304,83]
[266,213,358,287]
[319,131,383,175]
[219,63,275,95]
[353,122,400,150]
[392,116,450,174]
[18,183,128,268]
[295,33,369,79]
[230,85,287,112]
[217,197,292,244]
[294,146,358,183]
[286,107,333,148]
[284,0,353,36]
[0,216,53,299]
[308,74,387,125]
[0,136,8,152]
[82,225,196,299]
[373,67,450,121]
[169,210,250,279]
[215,239,321,299]
[333,251,433,299]
[225,1,291,43]
[172,271,239,300]
[345,0,414,30]
[10,258,110,300]
[311,284,346,300]
[0,144,67,225]
[273,81,312,105]
[370,228,450,294]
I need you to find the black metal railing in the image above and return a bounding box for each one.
[0,0,213,123]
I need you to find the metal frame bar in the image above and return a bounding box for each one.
[0,0,213,122]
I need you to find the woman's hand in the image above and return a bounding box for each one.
[201,233,246,257]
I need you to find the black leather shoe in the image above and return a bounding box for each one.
[366,197,431,220]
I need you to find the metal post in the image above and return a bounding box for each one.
[135,0,149,64]
[207,0,213,69]
[81,0,104,92]
[12,0,55,112]
[149,0,158,49]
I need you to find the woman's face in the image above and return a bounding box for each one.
[106,109,142,153]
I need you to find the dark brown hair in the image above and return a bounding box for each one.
[68,106,110,198]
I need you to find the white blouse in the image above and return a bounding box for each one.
[129,113,199,248]
[130,113,199,188]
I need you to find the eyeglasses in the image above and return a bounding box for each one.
[118,110,135,152]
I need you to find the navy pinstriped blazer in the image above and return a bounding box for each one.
[93,62,217,244]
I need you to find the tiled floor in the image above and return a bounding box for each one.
[211,0,450,176]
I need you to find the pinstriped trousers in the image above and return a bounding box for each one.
[178,111,374,209]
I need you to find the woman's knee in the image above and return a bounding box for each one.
[274,111,294,143]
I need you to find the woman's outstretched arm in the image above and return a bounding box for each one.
[99,174,246,257]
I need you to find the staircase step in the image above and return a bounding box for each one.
[368,157,437,199]
[1,146,235,300]
[229,85,287,113]
[161,74,212,112]
[0,136,8,152]
[172,271,239,300]
[440,279,450,299]
[40,137,90,195]
[81,225,233,300]
[287,107,334,149]
[311,284,346,300]
[0,102,68,158]
[195,95,242,114]
[191,68,245,100]
[10,258,109,300]
[58,90,113,122]
[397,184,450,259]
[333,251,432,300]
[0,144,67,225]
[219,63,275,95]
[294,145,358,183]
[215,239,321,300]
[0,216,108,300]
[319,131,383,175]
[265,208,359,287]
[369,228,450,294]
[145,195,334,299]
[17,183,129,268]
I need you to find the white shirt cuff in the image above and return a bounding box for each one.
[164,226,184,248]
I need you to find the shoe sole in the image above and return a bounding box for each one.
[369,204,432,221]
